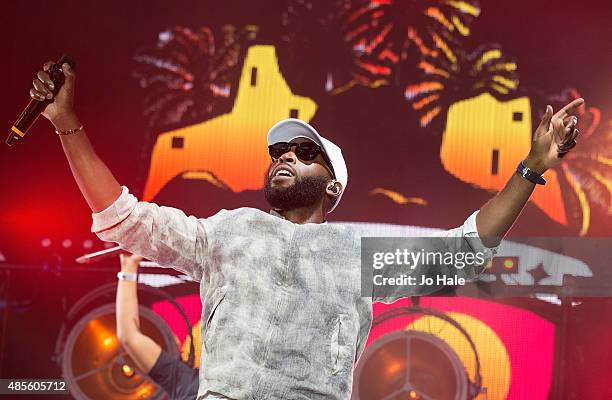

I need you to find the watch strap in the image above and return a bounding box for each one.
[516,160,546,185]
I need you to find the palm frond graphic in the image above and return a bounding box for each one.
[132,25,258,130]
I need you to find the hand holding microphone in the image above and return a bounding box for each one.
[32,59,77,122]
[6,55,78,146]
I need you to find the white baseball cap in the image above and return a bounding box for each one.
[267,118,347,213]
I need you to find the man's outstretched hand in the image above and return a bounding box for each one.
[525,98,584,174]
[475,97,586,247]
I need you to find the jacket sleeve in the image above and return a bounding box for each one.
[431,210,499,280]
[91,186,218,282]
[373,210,498,303]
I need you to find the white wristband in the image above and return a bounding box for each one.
[117,271,137,282]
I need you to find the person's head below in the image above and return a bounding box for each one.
[263,119,347,224]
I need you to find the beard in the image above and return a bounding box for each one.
[263,174,329,211]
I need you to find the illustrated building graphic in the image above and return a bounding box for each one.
[440,93,567,226]
[143,45,318,201]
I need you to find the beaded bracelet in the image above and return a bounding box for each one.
[55,125,84,136]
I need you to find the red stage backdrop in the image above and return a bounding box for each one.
[0,1,610,399]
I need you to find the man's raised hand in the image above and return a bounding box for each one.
[30,61,76,126]
[526,98,584,173]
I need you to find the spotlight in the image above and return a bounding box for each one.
[55,282,196,399]
[351,304,483,400]
[62,239,73,249]
[352,330,468,400]
[60,303,177,399]
[102,336,114,347]
[121,364,135,378]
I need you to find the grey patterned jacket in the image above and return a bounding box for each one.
[91,186,497,400]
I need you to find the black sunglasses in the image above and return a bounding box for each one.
[268,142,335,176]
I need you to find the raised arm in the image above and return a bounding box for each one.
[475,98,584,247]
[32,61,207,280]
[115,254,161,373]
[373,99,584,303]
[32,61,121,212]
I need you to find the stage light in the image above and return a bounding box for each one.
[353,330,469,400]
[386,361,402,375]
[62,239,73,248]
[353,304,485,400]
[82,239,93,249]
[121,364,135,378]
[102,336,114,347]
[60,303,177,399]
[41,238,52,247]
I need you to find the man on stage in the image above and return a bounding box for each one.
[30,60,581,399]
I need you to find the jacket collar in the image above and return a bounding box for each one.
[269,209,328,224]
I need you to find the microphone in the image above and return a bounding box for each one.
[6,54,76,147]
[75,245,124,264]
[76,245,162,268]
